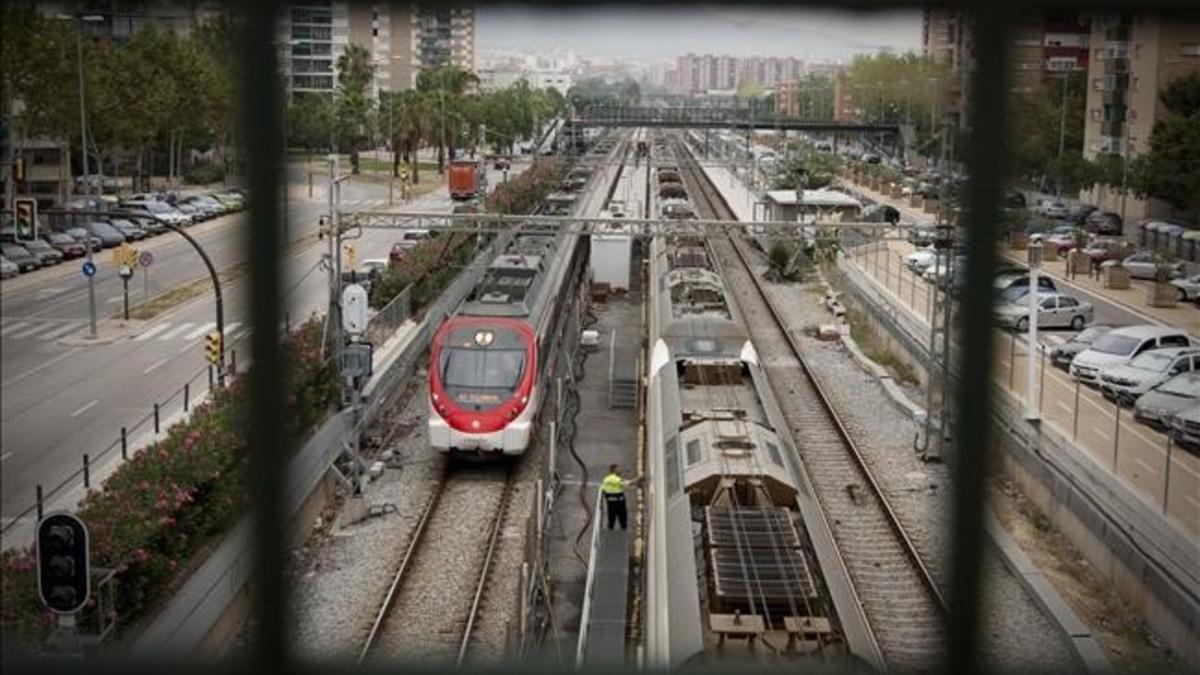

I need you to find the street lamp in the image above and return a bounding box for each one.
[56,12,103,338]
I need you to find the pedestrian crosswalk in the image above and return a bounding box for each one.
[0,318,260,344]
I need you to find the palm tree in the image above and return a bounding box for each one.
[418,65,480,173]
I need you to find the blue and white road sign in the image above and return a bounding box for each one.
[81,261,97,277]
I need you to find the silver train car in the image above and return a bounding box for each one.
[643,207,847,667]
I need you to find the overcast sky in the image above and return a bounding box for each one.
[477,4,923,61]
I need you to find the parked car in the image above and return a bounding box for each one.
[124,200,191,226]
[908,224,938,247]
[1050,325,1113,371]
[1030,225,1082,254]
[1170,274,1200,302]
[1067,204,1098,225]
[182,196,222,220]
[1133,372,1200,429]
[87,221,127,248]
[129,215,167,235]
[1070,325,1194,385]
[175,201,203,221]
[1081,238,1135,267]
[211,192,245,211]
[994,271,1058,297]
[20,239,65,266]
[862,204,900,224]
[1086,210,1123,235]
[0,243,41,272]
[492,156,511,170]
[62,227,102,251]
[0,255,19,279]
[1036,199,1071,219]
[43,232,86,258]
[395,228,431,250]
[0,226,17,243]
[1120,252,1185,280]
[107,218,148,241]
[1167,406,1200,451]
[904,248,938,273]
[1099,347,1200,405]
[994,292,1093,331]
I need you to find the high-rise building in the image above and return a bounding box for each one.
[671,53,805,94]
[1081,12,1200,223]
[279,1,474,100]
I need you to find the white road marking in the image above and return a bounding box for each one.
[135,323,173,341]
[40,322,83,340]
[0,452,12,463]
[8,322,57,339]
[157,322,195,340]
[1,321,31,337]
[69,399,99,418]
[1056,400,1074,413]
[177,343,195,355]
[185,322,217,340]
[142,357,170,374]
[1093,426,1112,441]
[1134,457,1157,473]
[105,296,123,304]
[1,348,81,388]
[222,322,241,336]
[34,287,63,298]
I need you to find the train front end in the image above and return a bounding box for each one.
[428,316,538,455]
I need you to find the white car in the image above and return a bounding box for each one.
[1070,325,1194,385]
[1037,199,1070,219]
[1170,274,1200,301]
[1167,405,1200,449]
[1098,347,1200,405]
[993,292,1094,332]
[1120,252,1185,280]
[0,255,18,279]
[904,248,937,273]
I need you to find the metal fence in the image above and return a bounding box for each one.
[7,2,1198,674]
[363,284,411,347]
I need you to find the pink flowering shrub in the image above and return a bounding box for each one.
[0,318,339,645]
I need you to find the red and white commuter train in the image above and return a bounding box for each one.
[428,220,588,455]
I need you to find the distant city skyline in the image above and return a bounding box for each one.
[477,5,922,62]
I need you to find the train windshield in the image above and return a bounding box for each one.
[442,348,526,390]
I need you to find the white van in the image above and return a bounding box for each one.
[1070,325,1194,385]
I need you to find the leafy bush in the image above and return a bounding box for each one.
[182,162,225,185]
[0,319,339,646]
[484,158,567,215]
[368,232,475,310]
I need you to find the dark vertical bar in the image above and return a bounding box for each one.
[121,426,128,460]
[83,453,90,489]
[237,1,288,671]
[231,348,238,374]
[154,403,160,434]
[209,363,215,389]
[36,485,43,522]
[184,382,190,411]
[946,5,1011,674]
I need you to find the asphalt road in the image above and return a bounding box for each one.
[0,160,517,538]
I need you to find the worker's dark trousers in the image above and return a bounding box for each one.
[605,494,628,530]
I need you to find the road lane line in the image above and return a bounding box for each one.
[185,322,217,340]
[142,357,170,374]
[1,321,31,337]
[157,322,195,340]
[135,323,173,341]
[1134,457,1157,473]
[40,322,83,340]
[69,399,99,418]
[1093,426,1111,441]
[1056,400,1074,413]
[1,348,81,387]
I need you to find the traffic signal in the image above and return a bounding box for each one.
[13,156,24,182]
[205,331,222,365]
[14,198,36,241]
[37,513,90,614]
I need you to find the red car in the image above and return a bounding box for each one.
[389,242,409,263]
[43,232,87,258]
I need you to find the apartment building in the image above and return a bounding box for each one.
[672,53,804,94]
[279,1,473,100]
[1081,12,1200,221]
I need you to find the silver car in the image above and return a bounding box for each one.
[1120,252,1185,280]
[1134,373,1200,429]
[1167,406,1200,451]
[994,292,1094,332]
[1099,347,1200,405]
[0,255,18,279]
[1170,274,1200,302]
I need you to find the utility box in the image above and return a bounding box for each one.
[1102,263,1131,289]
[590,223,634,292]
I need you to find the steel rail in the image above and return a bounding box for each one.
[675,136,949,669]
[357,469,447,664]
[456,469,515,668]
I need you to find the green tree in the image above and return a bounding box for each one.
[286,93,335,152]
[418,65,480,172]
[1136,72,1200,220]
[334,44,374,174]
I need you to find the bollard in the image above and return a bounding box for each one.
[154,403,161,434]
[1112,400,1121,470]
[184,382,190,411]
[36,485,44,522]
[83,454,90,489]
[121,427,128,460]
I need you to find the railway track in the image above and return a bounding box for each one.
[674,138,948,672]
[358,462,513,667]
